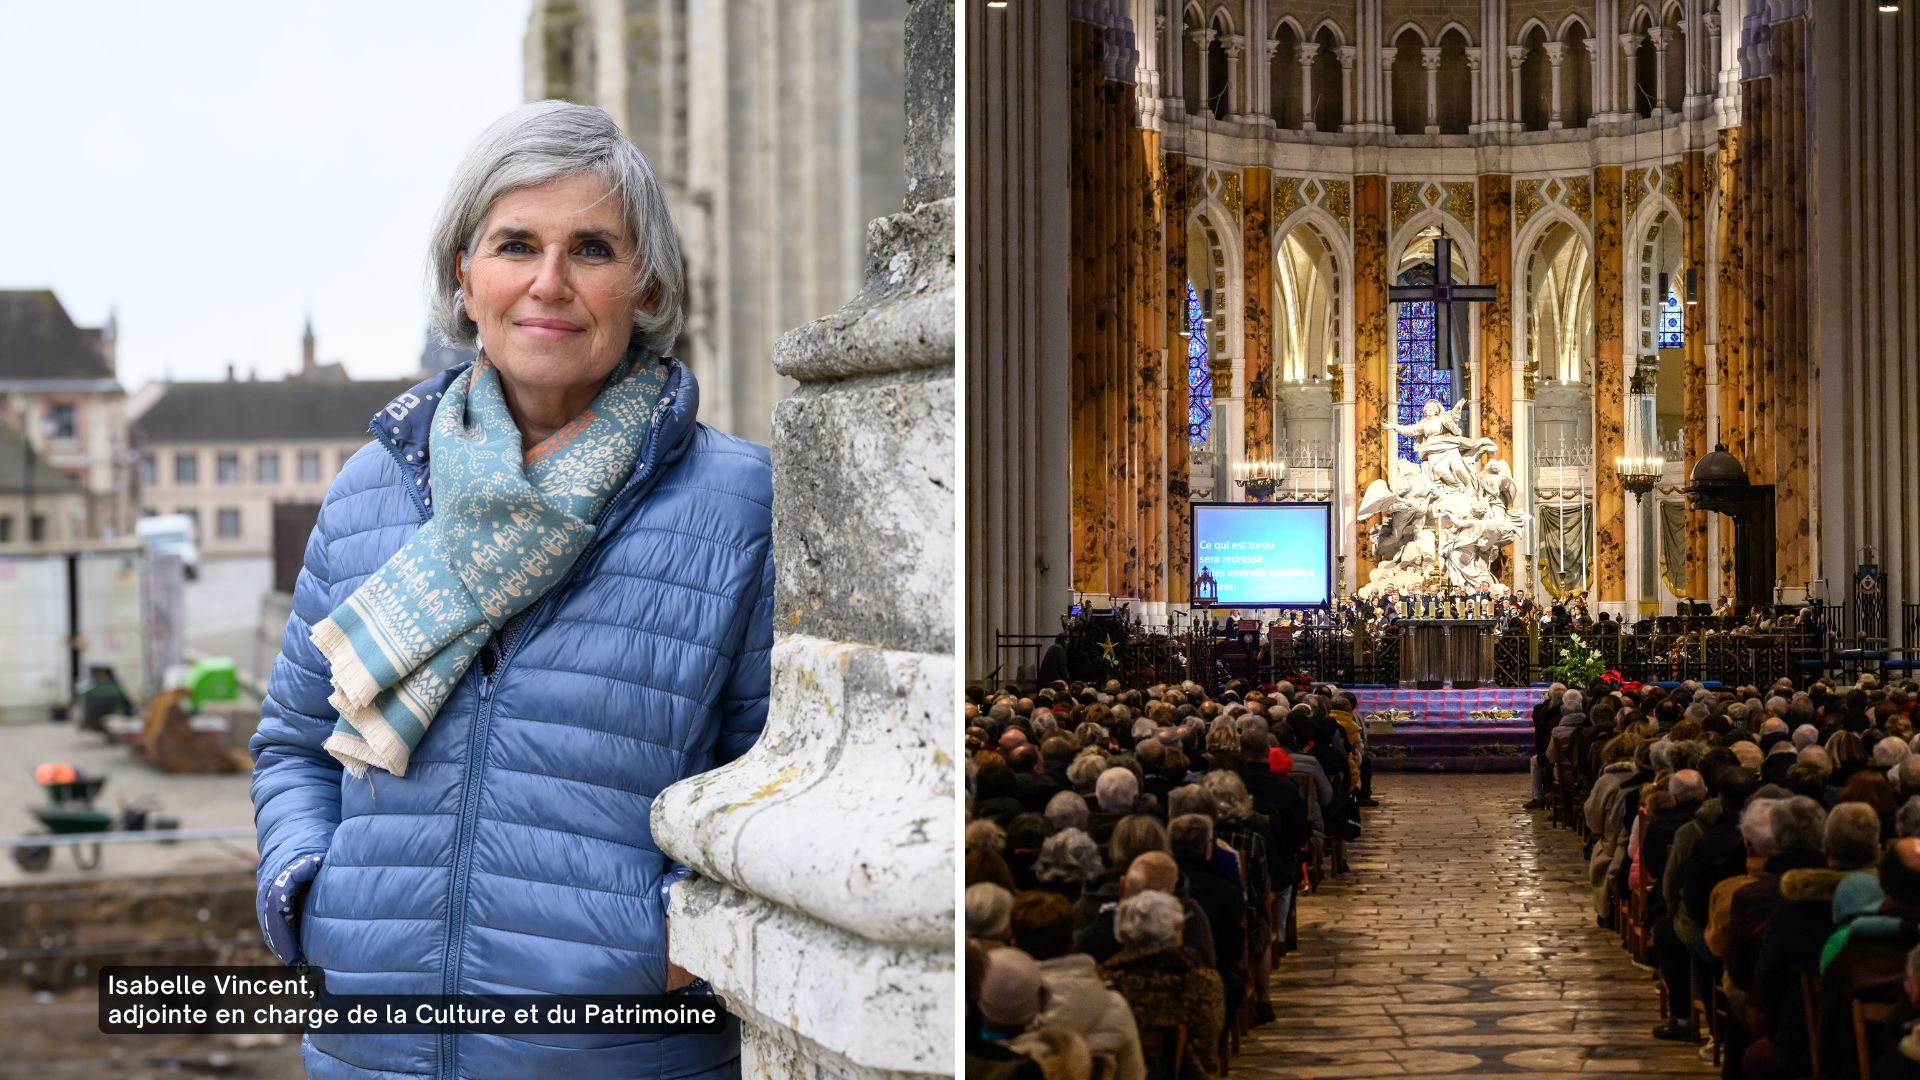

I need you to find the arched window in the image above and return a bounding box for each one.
[1395,266,1448,462]
[1435,29,1471,134]
[1661,7,1686,113]
[1520,27,1550,131]
[1187,282,1213,446]
[1271,23,1301,127]
[1390,29,1425,135]
[1563,24,1593,127]
[1182,9,1204,114]
[1207,16,1231,119]
[1632,18,1658,117]
[1658,285,1684,348]
[1311,27,1343,131]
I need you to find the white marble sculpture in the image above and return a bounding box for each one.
[1358,399,1528,594]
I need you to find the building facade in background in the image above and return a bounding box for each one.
[130,370,418,557]
[523,0,907,445]
[0,290,132,541]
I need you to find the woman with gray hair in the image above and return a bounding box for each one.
[1099,891,1225,1078]
[250,101,770,1078]
[1032,828,1106,905]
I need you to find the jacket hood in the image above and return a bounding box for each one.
[1780,867,1854,904]
[368,354,699,523]
[1603,761,1638,776]
[1037,954,1119,1033]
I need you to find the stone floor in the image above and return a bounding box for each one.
[1238,772,1715,1078]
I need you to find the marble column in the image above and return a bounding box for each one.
[1593,166,1627,605]
[1189,28,1214,116]
[1336,47,1356,131]
[1767,14,1811,588]
[1478,174,1514,467]
[1222,34,1245,117]
[1649,28,1670,114]
[1138,129,1167,602]
[1167,157,1194,603]
[1507,46,1526,128]
[1420,47,1442,134]
[1619,34,1643,114]
[650,4,952,1077]
[1070,17,1108,593]
[1682,149,1709,599]
[1380,48,1399,131]
[1466,48,1483,130]
[1353,175,1389,580]
[1544,42,1566,129]
[1296,41,1318,131]
[1244,167,1274,464]
[1713,127,1744,601]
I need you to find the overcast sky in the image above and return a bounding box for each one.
[0,1,532,388]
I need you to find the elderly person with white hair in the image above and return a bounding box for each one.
[250,101,772,1078]
[1087,767,1141,846]
[1879,736,1915,774]
[1032,829,1106,905]
[1098,890,1225,1078]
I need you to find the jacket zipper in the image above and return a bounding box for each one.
[432,416,679,1080]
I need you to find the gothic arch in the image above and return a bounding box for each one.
[1307,18,1345,47]
[1386,20,1430,48]
[1389,210,1477,278]
[1206,4,1236,37]
[1271,208,1353,384]
[1188,197,1246,364]
[1514,17,1551,48]
[1434,19,1474,47]
[1271,13,1303,40]
[1516,210,1596,385]
[1555,13,1593,41]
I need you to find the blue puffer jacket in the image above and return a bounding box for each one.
[250,359,771,1079]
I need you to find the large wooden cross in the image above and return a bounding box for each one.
[1387,237,1497,371]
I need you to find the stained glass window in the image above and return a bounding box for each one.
[1394,272,1448,463]
[1657,286,1684,349]
[1187,281,1212,447]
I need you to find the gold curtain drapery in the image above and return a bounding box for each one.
[1659,498,1692,599]
[1536,502,1589,598]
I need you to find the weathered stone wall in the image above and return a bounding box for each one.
[650,1,954,1077]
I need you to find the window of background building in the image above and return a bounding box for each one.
[0,517,12,543]
[337,447,352,474]
[258,450,279,485]
[46,402,76,442]
[217,507,241,538]
[217,451,239,485]
[138,453,155,488]
[175,451,197,485]
[29,515,46,543]
[177,507,199,536]
[298,449,320,483]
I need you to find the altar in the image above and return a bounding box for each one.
[1401,619,1496,689]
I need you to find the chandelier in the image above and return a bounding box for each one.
[1230,459,1282,502]
[1615,364,1663,501]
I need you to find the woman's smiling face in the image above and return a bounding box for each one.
[456,171,641,396]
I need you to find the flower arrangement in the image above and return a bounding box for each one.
[1548,634,1609,688]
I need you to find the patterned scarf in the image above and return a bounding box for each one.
[309,347,669,779]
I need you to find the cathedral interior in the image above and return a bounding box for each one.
[965,0,1920,680]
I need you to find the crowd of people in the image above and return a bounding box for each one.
[962,676,1371,1078]
[1538,671,1920,1078]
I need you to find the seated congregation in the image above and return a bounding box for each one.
[1540,673,1920,1079]
[960,677,1370,1078]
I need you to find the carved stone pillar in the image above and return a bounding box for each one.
[1296,40,1318,131]
[1221,34,1246,117]
[1189,27,1215,116]
[1620,33,1644,114]
[1584,36,1601,125]
[1336,46,1356,132]
[1544,41,1567,129]
[1648,27,1670,114]
[651,3,953,1078]
[1506,45,1527,130]
[1420,46,1442,134]
[1466,47,1483,130]
[1704,11,1723,111]
[1380,47,1398,130]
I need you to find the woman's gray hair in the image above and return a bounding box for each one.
[1739,798,1779,857]
[1044,790,1089,832]
[1562,690,1585,712]
[1113,890,1185,949]
[427,100,685,356]
[1033,828,1104,885]
[1199,770,1255,822]
[965,882,1013,941]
